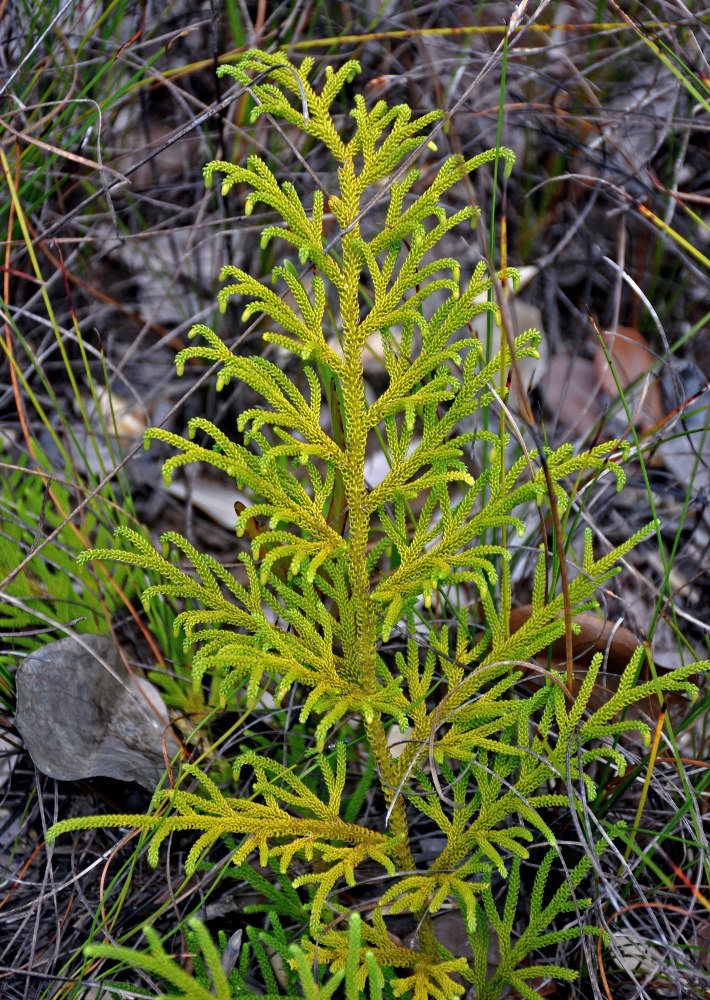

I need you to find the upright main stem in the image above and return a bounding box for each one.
[339,215,377,692]
[337,193,416,875]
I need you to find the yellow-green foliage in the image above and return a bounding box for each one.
[47,51,709,1000]
[84,911,382,1000]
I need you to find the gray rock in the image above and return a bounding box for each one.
[15,634,177,790]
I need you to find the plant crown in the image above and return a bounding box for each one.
[47,51,708,1000]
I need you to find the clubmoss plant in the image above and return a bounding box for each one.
[47,51,709,999]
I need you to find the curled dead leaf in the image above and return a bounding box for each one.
[509,605,691,726]
[592,325,663,432]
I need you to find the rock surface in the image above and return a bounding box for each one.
[15,634,177,790]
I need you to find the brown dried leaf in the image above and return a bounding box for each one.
[509,606,690,725]
[592,325,663,431]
